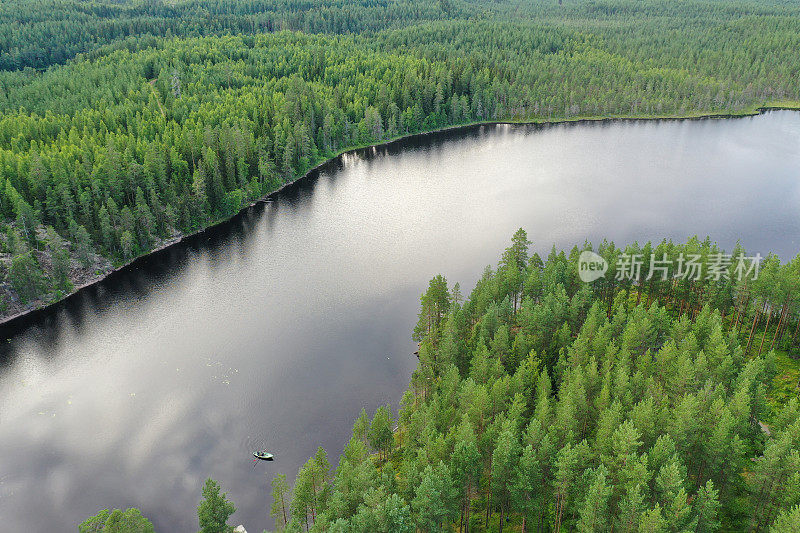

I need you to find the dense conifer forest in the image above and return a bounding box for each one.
[1,0,800,318]
[19,2,793,531]
[264,232,800,532]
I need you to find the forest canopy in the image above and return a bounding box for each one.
[269,232,800,532]
[2,0,800,317]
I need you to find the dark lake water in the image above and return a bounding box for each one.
[1,111,799,532]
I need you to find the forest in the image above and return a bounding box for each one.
[264,231,800,532]
[1,0,800,317]
[7,1,791,531]
[83,232,800,531]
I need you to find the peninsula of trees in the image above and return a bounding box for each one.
[267,232,800,532]
[2,0,800,317]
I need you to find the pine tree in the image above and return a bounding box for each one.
[79,508,155,533]
[369,406,394,461]
[491,423,519,531]
[617,484,646,533]
[639,504,668,533]
[694,480,721,533]
[655,458,694,532]
[411,462,456,531]
[577,465,612,533]
[271,474,291,530]
[197,478,236,533]
[413,275,451,345]
[451,416,481,532]
[9,251,46,303]
[47,227,72,293]
[770,504,800,533]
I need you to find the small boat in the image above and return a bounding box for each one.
[253,450,274,461]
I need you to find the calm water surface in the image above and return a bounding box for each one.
[1,111,799,531]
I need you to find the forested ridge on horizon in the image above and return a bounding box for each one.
[0,0,475,72]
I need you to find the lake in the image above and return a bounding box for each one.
[1,111,798,531]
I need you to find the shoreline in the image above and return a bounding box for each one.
[1,104,797,333]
